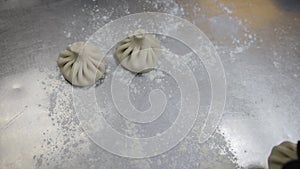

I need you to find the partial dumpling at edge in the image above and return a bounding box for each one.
[57,41,106,86]
[116,30,160,73]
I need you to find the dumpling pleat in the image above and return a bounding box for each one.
[146,50,154,65]
[77,63,84,85]
[82,61,94,82]
[122,45,134,58]
[59,56,75,68]
[118,42,130,51]
[87,60,98,75]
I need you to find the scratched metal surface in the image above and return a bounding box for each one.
[0,0,299,169]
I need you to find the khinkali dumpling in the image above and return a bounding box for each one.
[116,30,160,73]
[268,141,299,169]
[57,42,106,86]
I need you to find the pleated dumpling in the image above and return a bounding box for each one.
[116,29,160,73]
[268,141,299,169]
[57,42,106,86]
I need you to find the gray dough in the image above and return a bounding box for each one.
[57,41,106,86]
[268,141,298,169]
[116,29,160,73]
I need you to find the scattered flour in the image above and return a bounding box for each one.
[57,0,260,168]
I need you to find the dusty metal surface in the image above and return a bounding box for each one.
[0,0,299,169]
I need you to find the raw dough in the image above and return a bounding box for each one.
[116,29,160,73]
[268,141,298,169]
[57,42,106,86]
